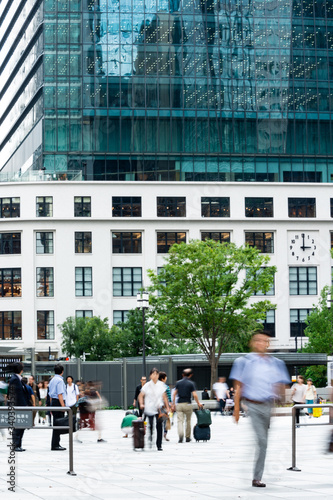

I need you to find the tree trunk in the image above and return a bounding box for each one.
[210,358,219,396]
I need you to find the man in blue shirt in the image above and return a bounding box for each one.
[48,364,67,450]
[230,331,290,488]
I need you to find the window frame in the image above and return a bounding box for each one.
[112,232,142,254]
[36,232,54,254]
[245,197,274,218]
[112,197,142,217]
[74,196,91,217]
[75,232,92,253]
[288,198,316,218]
[36,267,54,297]
[245,232,274,253]
[37,310,54,340]
[0,268,21,297]
[289,267,317,295]
[75,310,93,318]
[112,267,142,296]
[157,197,186,217]
[75,267,93,297]
[36,196,53,217]
[0,197,20,218]
[0,233,21,254]
[157,232,186,253]
[0,311,22,340]
[201,232,231,243]
[290,309,312,337]
[113,310,129,324]
[201,197,230,217]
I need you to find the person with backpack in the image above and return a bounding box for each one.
[230,331,290,488]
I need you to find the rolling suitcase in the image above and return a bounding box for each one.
[132,419,145,450]
[195,408,212,427]
[193,424,211,442]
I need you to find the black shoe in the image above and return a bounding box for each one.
[178,438,183,443]
[97,439,106,442]
[252,480,266,488]
[157,447,163,451]
[186,438,191,442]
[14,447,26,452]
[51,446,66,451]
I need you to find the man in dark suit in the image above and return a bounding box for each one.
[7,362,30,452]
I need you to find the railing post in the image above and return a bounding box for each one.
[67,407,76,476]
[287,405,301,471]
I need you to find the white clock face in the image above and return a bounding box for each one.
[288,232,317,263]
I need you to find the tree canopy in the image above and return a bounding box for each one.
[303,285,333,356]
[147,239,276,389]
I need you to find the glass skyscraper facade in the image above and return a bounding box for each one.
[1,0,333,182]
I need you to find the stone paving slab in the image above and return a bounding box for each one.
[0,410,332,499]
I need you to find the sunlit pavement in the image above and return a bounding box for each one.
[1,409,332,499]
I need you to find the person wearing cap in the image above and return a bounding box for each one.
[230,331,290,488]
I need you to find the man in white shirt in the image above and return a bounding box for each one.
[213,377,229,415]
[138,368,170,451]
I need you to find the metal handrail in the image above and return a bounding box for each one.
[1,406,76,476]
[287,403,333,472]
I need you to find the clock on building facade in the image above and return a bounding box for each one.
[288,231,318,264]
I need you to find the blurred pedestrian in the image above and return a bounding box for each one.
[230,331,290,488]
[7,362,30,451]
[304,378,317,417]
[172,368,203,443]
[213,377,229,415]
[65,376,79,416]
[133,376,147,417]
[291,375,306,426]
[158,371,172,441]
[39,381,48,424]
[139,368,171,451]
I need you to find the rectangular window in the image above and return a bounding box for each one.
[75,232,92,253]
[245,198,273,218]
[112,197,141,217]
[36,268,54,297]
[113,267,142,296]
[36,196,53,217]
[76,310,93,318]
[331,199,333,218]
[37,311,54,340]
[201,197,230,217]
[288,198,316,218]
[0,233,21,254]
[74,196,91,217]
[0,198,20,218]
[290,309,312,337]
[0,311,22,340]
[157,232,186,253]
[36,232,54,254]
[112,232,142,253]
[245,232,274,253]
[157,197,186,217]
[75,267,92,296]
[113,310,129,324]
[201,232,230,243]
[258,310,275,337]
[289,267,317,295]
[0,269,21,297]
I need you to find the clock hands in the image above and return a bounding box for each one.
[300,233,311,251]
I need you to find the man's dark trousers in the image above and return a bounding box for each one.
[51,399,62,449]
[148,414,163,449]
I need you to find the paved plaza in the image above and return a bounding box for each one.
[0,409,332,499]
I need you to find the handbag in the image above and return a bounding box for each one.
[54,415,77,434]
[157,407,169,421]
[195,408,212,428]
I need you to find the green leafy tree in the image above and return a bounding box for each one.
[147,239,276,390]
[60,316,114,361]
[304,285,333,355]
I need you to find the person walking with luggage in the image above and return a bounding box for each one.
[291,375,306,426]
[138,368,171,451]
[172,368,203,443]
[230,331,290,488]
[7,362,30,451]
[48,363,67,451]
